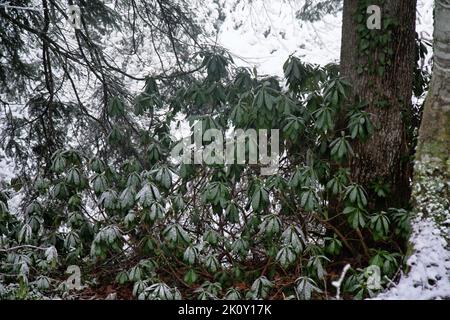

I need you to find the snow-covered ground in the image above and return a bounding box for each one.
[210,0,342,74]
[377,219,450,300]
[207,0,434,75]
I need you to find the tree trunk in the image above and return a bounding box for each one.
[414,1,450,225]
[340,0,417,209]
[379,1,450,299]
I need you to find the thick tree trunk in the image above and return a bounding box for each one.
[340,0,417,209]
[379,0,450,299]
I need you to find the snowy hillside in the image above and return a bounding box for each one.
[207,0,434,75]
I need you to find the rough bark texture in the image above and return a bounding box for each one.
[379,0,450,299]
[340,0,417,208]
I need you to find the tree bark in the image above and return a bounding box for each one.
[379,1,450,298]
[414,0,450,222]
[340,0,417,209]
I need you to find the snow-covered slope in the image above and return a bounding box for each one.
[207,0,434,76]
[377,219,450,300]
[214,0,342,74]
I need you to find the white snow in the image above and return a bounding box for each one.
[207,0,434,76]
[210,0,342,76]
[377,219,450,300]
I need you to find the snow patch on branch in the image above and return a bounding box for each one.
[0,1,41,12]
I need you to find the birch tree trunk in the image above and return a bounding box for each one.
[380,0,450,299]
